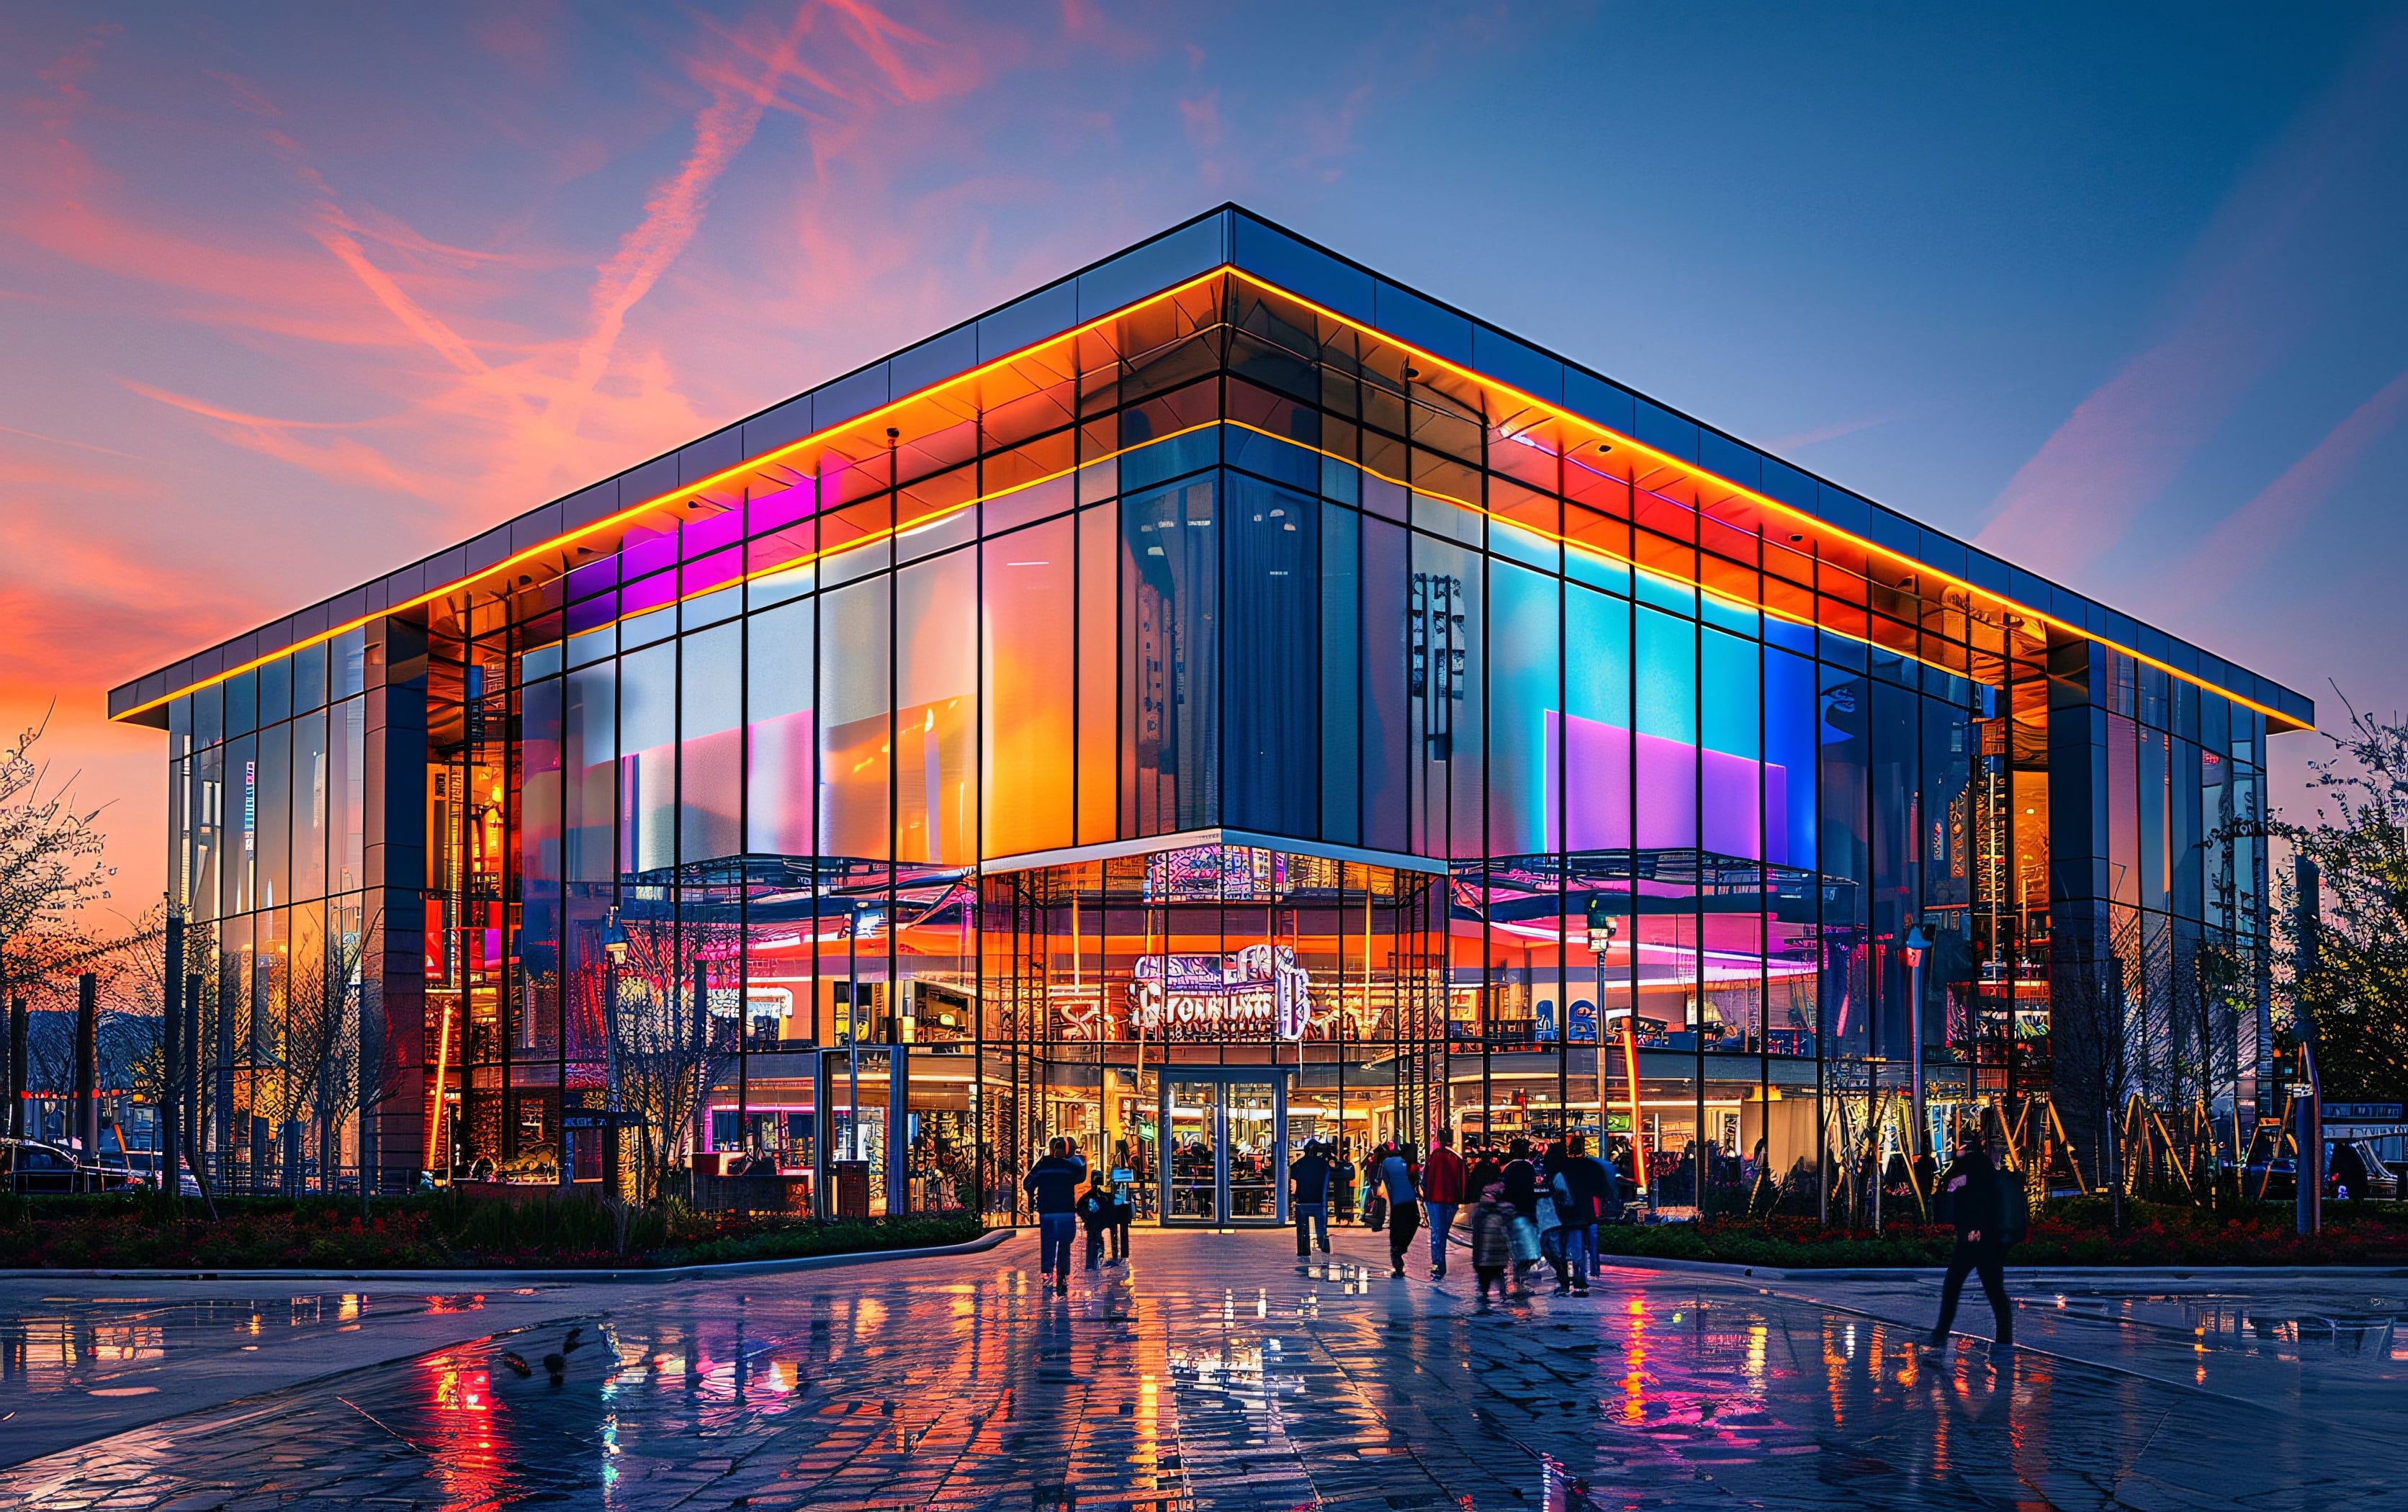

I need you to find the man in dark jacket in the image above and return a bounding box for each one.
[1554,1136,1612,1295]
[1928,1133,2016,1351]
[1023,1137,1087,1295]
[1290,1140,1333,1259]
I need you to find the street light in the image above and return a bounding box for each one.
[1901,921,1931,1148]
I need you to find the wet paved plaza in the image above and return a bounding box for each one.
[1,1225,2404,1510]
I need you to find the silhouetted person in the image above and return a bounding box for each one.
[1929,1133,2016,1353]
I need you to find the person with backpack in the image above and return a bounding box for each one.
[1290,1138,1333,1260]
[1077,1170,1115,1272]
[1331,1142,1358,1225]
[1023,1136,1086,1295]
[1378,1139,1423,1277]
[1552,1135,1611,1296]
[1928,1130,2021,1353]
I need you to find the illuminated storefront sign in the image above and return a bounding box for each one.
[1128,944,1313,1041]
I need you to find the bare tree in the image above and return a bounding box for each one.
[2052,901,2145,1231]
[0,712,115,996]
[610,904,735,1205]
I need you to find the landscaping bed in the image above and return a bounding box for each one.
[1593,1199,2408,1269]
[0,1189,984,1271]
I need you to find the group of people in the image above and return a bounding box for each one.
[1021,1137,1136,1294]
[1288,1128,1626,1312]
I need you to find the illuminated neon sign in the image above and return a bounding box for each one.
[1128,944,1313,1040]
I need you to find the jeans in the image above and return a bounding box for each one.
[1424,1202,1460,1274]
[1558,1222,1596,1285]
[1038,1213,1077,1284]
[1934,1238,2012,1344]
[1387,1200,1421,1272]
[1084,1227,1105,1269]
[1294,1201,1329,1256]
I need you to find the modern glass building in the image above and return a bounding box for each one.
[112,206,2310,1223]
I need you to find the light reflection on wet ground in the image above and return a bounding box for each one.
[1,1234,2403,1510]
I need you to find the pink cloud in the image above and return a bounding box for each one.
[2167,365,2408,607]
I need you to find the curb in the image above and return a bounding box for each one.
[1590,1252,2408,1284]
[0,1226,1015,1284]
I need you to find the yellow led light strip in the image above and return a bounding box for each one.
[1220,270,2304,732]
[112,266,1234,721]
[117,261,2299,732]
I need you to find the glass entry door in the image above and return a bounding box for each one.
[1158,1071,1288,1226]
[1164,1079,1221,1222]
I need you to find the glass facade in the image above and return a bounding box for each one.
[127,214,2299,1218]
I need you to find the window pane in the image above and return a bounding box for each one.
[1319,501,1360,845]
[292,707,328,900]
[1635,606,1696,851]
[819,577,891,863]
[1224,473,1318,837]
[1700,628,1759,860]
[1563,585,1630,852]
[984,516,1075,856]
[334,699,365,892]
[1076,504,1118,846]
[745,598,815,859]
[620,643,677,876]
[1486,559,1556,859]
[680,621,742,863]
[1121,472,1219,835]
[897,549,976,865]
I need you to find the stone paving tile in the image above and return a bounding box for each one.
[1,1228,2404,1509]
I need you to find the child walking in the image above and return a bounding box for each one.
[1077,1171,1114,1272]
[1468,1179,1514,1314]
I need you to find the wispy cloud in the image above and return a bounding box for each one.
[2165,365,2408,607]
[1974,12,2408,582]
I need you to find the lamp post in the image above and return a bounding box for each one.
[1902,921,1931,1153]
[1584,894,1615,1140]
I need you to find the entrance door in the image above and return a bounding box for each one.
[1158,1071,1288,1226]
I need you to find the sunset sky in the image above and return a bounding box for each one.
[5,1,2406,919]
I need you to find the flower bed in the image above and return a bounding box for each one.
[1593,1199,2408,1269]
[0,1190,983,1271]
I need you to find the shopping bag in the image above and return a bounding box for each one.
[1364,1189,1388,1232]
[1508,1215,1541,1264]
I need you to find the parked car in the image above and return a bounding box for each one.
[2,1138,140,1194]
[2328,1139,2400,1201]
[116,1149,204,1197]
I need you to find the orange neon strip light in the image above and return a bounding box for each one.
[1218,271,2304,732]
[117,262,2299,732]
[425,999,454,1172]
[114,266,1234,721]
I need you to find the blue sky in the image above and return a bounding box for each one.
[4,1,2403,903]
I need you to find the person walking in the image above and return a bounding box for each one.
[1928,1132,2020,1353]
[1290,1138,1333,1261]
[1331,1141,1358,1225]
[1108,1148,1136,1265]
[1023,1136,1086,1295]
[1378,1139,1422,1278]
[1554,1135,1611,1297]
[1077,1170,1115,1272]
[1468,1178,1514,1314]
[1499,1138,1542,1297]
[1421,1128,1467,1280]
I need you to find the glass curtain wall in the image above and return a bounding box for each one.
[156,268,2276,1215]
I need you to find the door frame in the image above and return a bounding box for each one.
[1156,1066,1290,1228]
